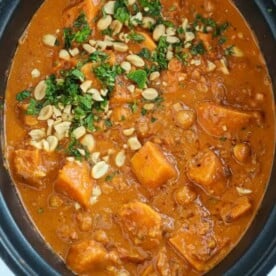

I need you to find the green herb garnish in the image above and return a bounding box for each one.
[16,90,31,102]
[63,12,92,49]
[190,42,206,55]
[114,0,130,23]
[127,32,145,42]
[94,63,123,91]
[127,69,147,89]
[139,0,162,17]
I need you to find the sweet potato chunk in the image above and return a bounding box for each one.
[14,149,47,187]
[118,201,162,249]
[187,149,226,196]
[156,247,172,276]
[80,63,102,89]
[23,115,38,126]
[170,230,219,272]
[110,76,140,104]
[196,102,252,137]
[55,161,93,207]
[63,0,100,27]
[221,197,252,223]
[131,141,176,189]
[138,31,156,51]
[67,239,109,274]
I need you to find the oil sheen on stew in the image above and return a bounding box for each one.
[4,0,275,274]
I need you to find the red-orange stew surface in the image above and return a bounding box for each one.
[4,0,275,274]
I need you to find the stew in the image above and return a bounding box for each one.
[4,0,275,275]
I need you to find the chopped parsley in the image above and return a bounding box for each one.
[139,0,162,17]
[104,118,113,128]
[26,99,42,115]
[66,136,89,160]
[127,32,145,42]
[94,63,123,91]
[114,0,130,23]
[16,90,31,102]
[129,101,138,113]
[151,117,157,123]
[218,36,227,45]
[152,36,169,70]
[175,51,189,64]
[63,13,92,49]
[153,95,164,106]
[138,48,152,60]
[141,108,147,116]
[190,42,206,55]
[105,174,115,182]
[224,45,234,56]
[127,69,147,89]
[37,208,44,214]
[71,68,85,81]
[88,51,109,63]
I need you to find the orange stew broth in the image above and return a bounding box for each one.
[4,0,275,275]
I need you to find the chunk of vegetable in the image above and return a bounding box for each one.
[187,149,226,196]
[196,102,252,137]
[174,185,197,205]
[220,197,252,223]
[23,115,38,126]
[233,143,251,163]
[156,247,172,275]
[110,77,140,104]
[137,31,157,51]
[55,161,93,207]
[175,110,196,129]
[14,149,46,187]
[118,201,162,249]
[66,239,109,274]
[63,0,100,27]
[131,141,176,189]
[169,230,219,272]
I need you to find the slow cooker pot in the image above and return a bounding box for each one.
[0,0,275,275]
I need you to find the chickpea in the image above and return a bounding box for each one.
[93,230,109,244]
[233,143,251,162]
[48,194,63,208]
[175,186,197,205]
[175,110,196,129]
[76,212,92,232]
